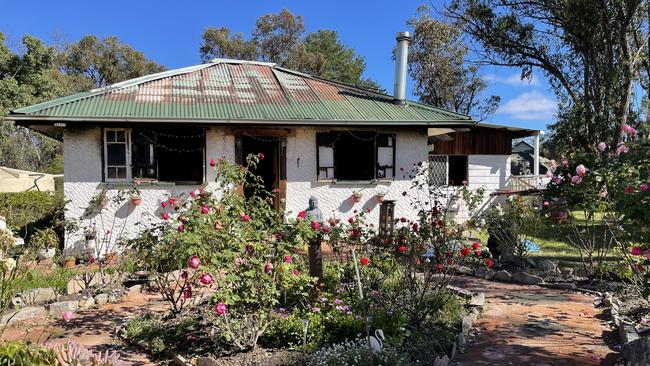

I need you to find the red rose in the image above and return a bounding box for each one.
[311,221,320,231]
[241,213,250,222]
[209,159,216,167]
[351,228,360,238]
[322,226,331,233]
[298,211,307,218]
[400,217,407,223]
[161,201,168,208]
[475,250,481,257]
[437,219,445,227]
[460,247,470,256]
[348,217,354,224]
[398,246,408,253]
[161,212,170,220]
[258,153,265,160]
[485,258,493,268]
[412,223,419,231]
[436,263,443,272]
[360,257,369,266]
[472,242,480,250]
[293,269,300,276]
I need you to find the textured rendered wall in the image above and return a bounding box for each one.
[63,126,234,254]
[284,127,429,224]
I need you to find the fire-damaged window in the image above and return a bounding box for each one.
[428,155,468,186]
[316,131,395,181]
[103,128,205,184]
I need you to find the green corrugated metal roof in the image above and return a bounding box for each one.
[9,59,471,124]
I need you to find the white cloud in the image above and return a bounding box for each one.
[498,91,556,120]
[484,72,540,87]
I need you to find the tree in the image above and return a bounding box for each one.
[407,6,499,120]
[200,9,383,91]
[62,35,165,88]
[1,33,165,172]
[446,0,647,152]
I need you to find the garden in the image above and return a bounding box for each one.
[0,132,648,365]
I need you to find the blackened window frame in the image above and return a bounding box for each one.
[316,131,396,182]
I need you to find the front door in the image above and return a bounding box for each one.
[236,135,286,211]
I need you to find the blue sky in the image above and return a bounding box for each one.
[1,0,555,131]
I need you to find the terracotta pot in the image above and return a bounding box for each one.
[130,196,142,206]
[64,259,76,268]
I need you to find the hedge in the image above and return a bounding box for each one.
[0,191,65,245]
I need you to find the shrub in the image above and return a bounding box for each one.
[308,338,409,366]
[20,267,77,294]
[0,341,56,365]
[0,191,65,243]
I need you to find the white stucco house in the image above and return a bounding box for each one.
[6,33,540,252]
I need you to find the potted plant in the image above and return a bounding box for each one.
[32,228,59,261]
[375,188,389,203]
[351,190,363,203]
[63,255,77,268]
[129,185,142,206]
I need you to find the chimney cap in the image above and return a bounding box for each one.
[396,31,411,41]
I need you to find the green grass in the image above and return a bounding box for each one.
[20,267,78,294]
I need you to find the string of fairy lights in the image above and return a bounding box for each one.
[132,129,384,152]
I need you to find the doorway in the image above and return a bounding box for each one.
[240,135,281,209]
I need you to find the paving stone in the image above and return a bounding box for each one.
[20,287,56,305]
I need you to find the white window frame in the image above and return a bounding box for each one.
[103,128,131,183]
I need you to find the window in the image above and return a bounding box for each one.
[316,131,395,181]
[103,128,205,184]
[104,129,129,181]
[429,155,468,186]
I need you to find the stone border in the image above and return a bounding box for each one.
[446,285,486,360]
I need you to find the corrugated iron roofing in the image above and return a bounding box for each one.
[10,59,471,123]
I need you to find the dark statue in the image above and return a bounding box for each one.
[306,196,324,284]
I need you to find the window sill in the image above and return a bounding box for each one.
[101,181,203,189]
[316,179,394,186]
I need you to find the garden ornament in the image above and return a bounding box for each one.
[306,196,324,283]
[306,196,323,222]
[369,329,385,352]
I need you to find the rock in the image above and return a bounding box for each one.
[79,296,95,309]
[1,306,47,325]
[95,294,109,306]
[454,266,473,276]
[67,274,98,294]
[493,270,512,282]
[20,288,57,305]
[9,297,22,309]
[603,297,614,307]
[47,300,78,316]
[446,285,473,299]
[196,357,219,366]
[127,284,142,294]
[456,332,465,347]
[468,293,485,307]
[108,294,119,304]
[512,271,544,285]
[622,333,650,366]
[474,266,494,280]
[560,267,574,276]
[537,259,559,273]
[461,313,478,335]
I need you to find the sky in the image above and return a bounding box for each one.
[1,0,556,132]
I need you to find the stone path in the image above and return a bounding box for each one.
[1,290,165,366]
[452,276,618,366]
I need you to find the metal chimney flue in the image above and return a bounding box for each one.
[393,31,411,105]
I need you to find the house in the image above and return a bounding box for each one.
[5,32,540,252]
[511,140,550,176]
[0,167,57,192]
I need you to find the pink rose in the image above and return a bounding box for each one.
[543,201,550,207]
[180,271,188,280]
[617,144,629,155]
[258,153,265,160]
[641,183,649,192]
[240,213,250,222]
[293,269,300,276]
[188,255,201,269]
[623,124,637,136]
[597,142,607,152]
[62,311,73,322]
[199,273,212,285]
[632,246,643,256]
[201,205,209,214]
[178,224,184,232]
[322,225,331,233]
[264,263,273,274]
[161,201,168,208]
[311,221,320,231]
[161,212,170,220]
[554,177,562,185]
[183,285,192,299]
[297,211,307,219]
[647,250,650,260]
[215,302,227,315]
[190,191,196,198]
[625,185,635,194]
[562,158,569,167]
[545,170,553,178]
[283,255,292,263]
[570,175,582,184]
[209,159,216,167]
[576,164,586,177]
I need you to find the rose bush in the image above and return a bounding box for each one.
[128,154,317,350]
